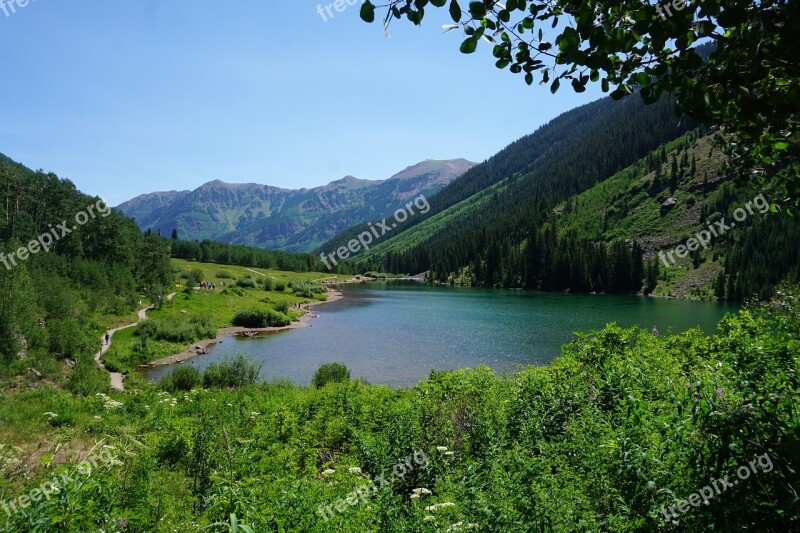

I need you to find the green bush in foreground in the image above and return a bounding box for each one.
[312,362,351,389]
[231,308,291,328]
[1,290,798,532]
[159,365,202,392]
[202,353,261,388]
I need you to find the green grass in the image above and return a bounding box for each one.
[100,260,331,373]
[1,290,798,531]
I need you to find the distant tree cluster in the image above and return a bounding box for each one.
[171,238,324,273]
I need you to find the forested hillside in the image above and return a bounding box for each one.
[553,132,800,300]
[324,104,798,301]
[318,94,694,258]
[0,157,326,392]
[0,157,165,394]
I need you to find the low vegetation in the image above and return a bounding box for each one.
[201,353,261,389]
[1,290,797,531]
[312,362,351,389]
[231,308,292,328]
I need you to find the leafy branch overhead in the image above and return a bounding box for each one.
[361,0,800,215]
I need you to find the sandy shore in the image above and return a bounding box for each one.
[142,288,343,368]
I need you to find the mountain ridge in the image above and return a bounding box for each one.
[117,158,475,252]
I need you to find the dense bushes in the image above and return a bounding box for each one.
[159,365,202,392]
[290,281,326,299]
[235,277,258,289]
[2,292,799,531]
[312,362,350,388]
[136,314,216,344]
[202,353,261,388]
[231,308,291,328]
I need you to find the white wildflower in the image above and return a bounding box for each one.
[321,469,336,477]
[436,446,448,452]
[348,466,362,474]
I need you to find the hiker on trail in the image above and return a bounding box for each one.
[105,332,110,345]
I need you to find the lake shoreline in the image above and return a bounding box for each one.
[139,288,344,369]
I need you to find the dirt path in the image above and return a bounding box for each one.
[144,288,343,368]
[244,268,277,280]
[95,293,176,391]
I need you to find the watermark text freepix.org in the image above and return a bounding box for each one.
[658,193,769,268]
[660,452,774,522]
[656,0,693,20]
[1,446,118,519]
[1,0,36,18]
[316,450,429,521]
[320,194,430,270]
[316,0,363,22]
[0,199,111,271]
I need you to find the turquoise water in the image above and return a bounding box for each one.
[142,282,738,388]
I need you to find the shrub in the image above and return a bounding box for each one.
[275,301,290,314]
[289,281,326,299]
[185,268,204,288]
[235,278,258,289]
[215,271,233,279]
[203,353,260,389]
[274,281,286,291]
[312,362,351,389]
[232,308,291,328]
[221,286,245,297]
[262,277,275,291]
[136,315,216,344]
[161,365,202,392]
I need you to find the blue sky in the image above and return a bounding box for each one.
[0,1,603,205]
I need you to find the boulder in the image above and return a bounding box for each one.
[660,197,677,215]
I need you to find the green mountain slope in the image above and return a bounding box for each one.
[347,128,799,300]
[553,132,800,300]
[117,159,475,253]
[318,94,695,258]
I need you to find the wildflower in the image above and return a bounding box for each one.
[425,502,456,512]
[423,515,436,522]
[322,469,335,477]
[436,446,448,452]
[43,412,58,418]
[444,451,454,456]
[715,387,725,399]
[412,488,432,495]
[447,521,464,532]
[348,466,362,474]
[410,493,420,499]
[104,400,123,410]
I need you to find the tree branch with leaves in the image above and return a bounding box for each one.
[361,0,800,214]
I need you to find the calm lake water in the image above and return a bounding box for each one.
[142,282,738,388]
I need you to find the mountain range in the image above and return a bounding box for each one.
[117,159,475,252]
